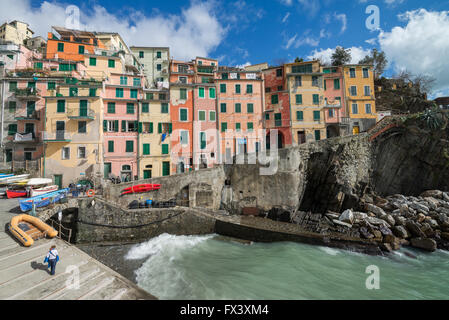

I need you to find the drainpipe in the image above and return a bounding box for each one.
[1,78,5,151]
[192,82,196,171]
[43,98,46,177]
[215,75,220,165]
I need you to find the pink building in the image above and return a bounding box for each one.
[103,73,143,181]
[322,66,347,138]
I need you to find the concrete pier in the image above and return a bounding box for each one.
[0,199,156,300]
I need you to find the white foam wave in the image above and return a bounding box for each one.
[320,247,340,256]
[125,233,215,260]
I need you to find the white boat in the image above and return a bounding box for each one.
[24,178,53,186]
[30,185,59,197]
[0,174,30,183]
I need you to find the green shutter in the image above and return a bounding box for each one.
[220,103,226,113]
[107,102,115,114]
[114,120,119,132]
[199,111,206,121]
[168,123,172,134]
[221,122,227,132]
[161,103,169,113]
[209,87,216,99]
[220,84,226,93]
[247,122,253,131]
[108,59,115,68]
[235,84,241,94]
[58,43,64,52]
[235,103,241,113]
[246,84,253,94]
[247,103,254,113]
[334,79,340,89]
[127,103,134,114]
[210,111,216,121]
[122,120,126,132]
[9,82,17,92]
[271,94,279,104]
[199,87,205,98]
[79,45,84,54]
[158,123,162,134]
[236,123,241,131]
[126,141,134,152]
[180,88,187,100]
[313,110,320,120]
[108,140,114,152]
[313,94,319,104]
[57,100,65,113]
[9,101,16,112]
[90,57,96,66]
[200,132,206,149]
[48,82,56,90]
[142,103,149,113]
[8,124,17,135]
[162,144,169,154]
[180,109,187,121]
[296,94,302,104]
[89,88,96,97]
[315,130,321,141]
[149,122,153,133]
[297,111,303,121]
[103,120,107,132]
[143,144,150,155]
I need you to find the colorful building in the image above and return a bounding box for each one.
[285,60,326,145]
[322,66,348,138]
[216,66,264,161]
[342,65,377,134]
[131,47,170,87]
[262,65,292,148]
[0,20,34,45]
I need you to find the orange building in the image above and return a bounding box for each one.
[46,27,106,62]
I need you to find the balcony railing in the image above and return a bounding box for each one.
[15,109,40,120]
[14,88,41,100]
[13,132,41,143]
[43,131,72,142]
[68,108,95,119]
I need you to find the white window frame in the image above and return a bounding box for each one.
[62,147,70,160]
[78,146,86,159]
[364,86,371,96]
[198,110,206,122]
[107,120,116,132]
[180,130,189,145]
[178,76,187,84]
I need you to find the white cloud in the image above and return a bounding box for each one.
[298,0,320,17]
[0,0,226,61]
[282,12,290,23]
[334,13,347,34]
[285,34,298,50]
[236,62,251,68]
[307,46,371,65]
[365,38,377,45]
[379,9,449,93]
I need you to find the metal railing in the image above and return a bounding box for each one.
[49,218,73,243]
[43,131,72,141]
[67,108,96,119]
[12,159,41,171]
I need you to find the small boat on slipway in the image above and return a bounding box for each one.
[30,185,58,197]
[19,188,69,212]
[7,178,55,199]
[9,214,58,247]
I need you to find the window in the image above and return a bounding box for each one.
[365,103,372,114]
[9,101,16,112]
[178,65,188,73]
[161,103,169,113]
[78,147,86,159]
[179,77,187,84]
[34,62,43,69]
[364,86,371,96]
[143,144,150,155]
[199,87,205,98]
[265,87,271,93]
[130,89,138,99]
[120,76,128,85]
[329,109,334,118]
[313,94,320,105]
[222,73,228,80]
[312,76,319,87]
[220,84,226,93]
[246,84,253,94]
[89,57,96,66]
[180,131,189,145]
[127,103,134,114]
[221,122,227,132]
[315,130,321,141]
[78,45,84,54]
[133,78,141,87]
[157,64,162,71]
[265,113,270,120]
[247,122,254,131]
[180,88,187,100]
[276,68,283,77]
[141,103,149,113]
[126,141,134,153]
[296,111,303,121]
[139,51,144,58]
[352,103,358,114]
[28,82,36,89]
[180,108,188,121]
[209,87,216,99]
[48,82,56,90]
[350,86,357,96]
[292,64,313,73]
[78,121,87,133]
[275,113,282,127]
[57,100,65,113]
[210,111,216,121]
[59,63,76,71]
[89,88,96,97]
[296,94,302,104]
[9,81,17,92]
[195,110,205,121]
[108,102,116,113]
[236,123,241,132]
[220,103,227,113]
[200,132,206,149]
[108,141,114,153]
[162,144,169,155]
[62,147,70,160]
[324,80,326,90]
[235,84,241,94]
[350,68,356,78]
[146,93,154,100]
[116,88,124,98]
[156,51,161,58]
[108,59,115,68]
[334,79,340,90]
[25,123,34,134]
[159,93,167,100]
[8,124,17,135]
[313,111,320,121]
[144,122,153,133]
[363,68,369,78]
[58,43,64,52]
[271,94,279,104]
[235,103,241,113]
[69,87,78,97]
[295,76,302,87]
[247,103,254,113]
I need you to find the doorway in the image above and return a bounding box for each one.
[162,161,170,176]
[297,131,306,144]
[54,175,63,189]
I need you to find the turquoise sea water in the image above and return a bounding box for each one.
[125,233,449,300]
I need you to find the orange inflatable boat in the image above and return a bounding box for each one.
[9,214,58,247]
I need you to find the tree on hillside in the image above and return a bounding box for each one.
[359,48,388,79]
[331,46,351,66]
[294,57,304,63]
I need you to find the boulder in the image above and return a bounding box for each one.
[372,230,383,240]
[424,197,439,210]
[394,215,407,226]
[443,192,449,202]
[332,219,352,228]
[436,207,449,216]
[366,203,387,218]
[429,219,440,229]
[420,190,443,199]
[410,202,430,214]
[359,227,374,239]
[366,216,390,228]
[410,238,437,252]
[437,214,449,227]
[417,213,426,223]
[339,209,354,224]
[441,232,449,241]
[381,214,396,227]
[379,225,393,236]
[325,212,340,220]
[421,224,436,238]
[353,212,368,221]
[380,243,393,252]
[405,221,426,238]
[393,226,410,239]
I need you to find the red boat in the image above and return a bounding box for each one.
[6,189,28,199]
[120,184,161,196]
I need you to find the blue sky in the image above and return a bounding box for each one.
[2,0,449,96]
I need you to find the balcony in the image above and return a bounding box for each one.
[43,131,72,142]
[197,66,215,74]
[68,108,95,120]
[341,117,351,125]
[15,109,40,120]
[13,132,41,143]
[14,88,41,100]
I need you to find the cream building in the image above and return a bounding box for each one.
[0,21,34,45]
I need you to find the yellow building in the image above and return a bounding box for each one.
[286,60,326,144]
[0,20,34,45]
[43,80,104,188]
[138,89,172,178]
[342,65,377,134]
